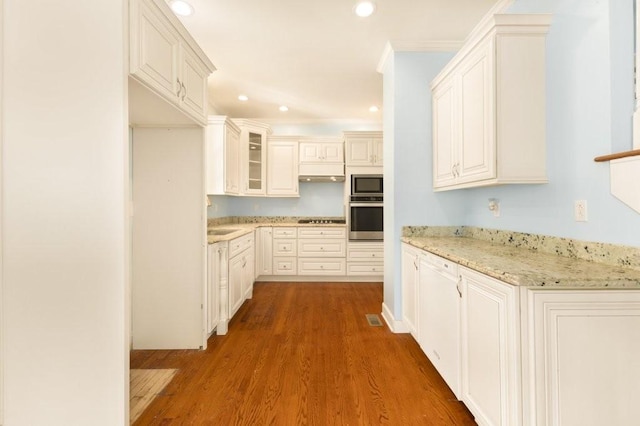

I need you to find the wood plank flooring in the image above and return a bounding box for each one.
[130,369,178,423]
[130,282,476,425]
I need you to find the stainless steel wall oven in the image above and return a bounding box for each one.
[349,175,383,241]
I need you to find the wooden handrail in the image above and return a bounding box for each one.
[594,149,640,162]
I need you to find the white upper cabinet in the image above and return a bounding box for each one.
[130,0,215,126]
[344,131,383,167]
[205,116,240,195]
[233,119,272,196]
[267,137,299,197]
[298,138,344,177]
[431,14,551,191]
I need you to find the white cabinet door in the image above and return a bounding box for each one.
[131,0,180,101]
[234,120,270,196]
[267,140,299,196]
[205,116,240,195]
[460,266,521,426]
[401,243,420,338]
[225,124,240,194]
[256,227,273,276]
[432,76,458,188]
[228,254,244,318]
[179,45,209,123]
[418,253,461,399]
[207,243,223,335]
[346,138,373,166]
[130,0,214,126]
[323,143,344,163]
[458,42,494,184]
[242,249,255,300]
[373,137,383,166]
[524,289,640,426]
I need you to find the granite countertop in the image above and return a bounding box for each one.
[402,235,640,289]
[207,222,347,244]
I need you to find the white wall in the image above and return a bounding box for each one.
[2,1,128,424]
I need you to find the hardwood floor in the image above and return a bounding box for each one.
[130,282,476,425]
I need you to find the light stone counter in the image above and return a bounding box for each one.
[207,218,346,244]
[402,227,640,289]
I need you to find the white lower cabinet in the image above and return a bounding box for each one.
[404,243,640,426]
[272,227,297,275]
[207,242,226,336]
[460,266,521,426]
[255,227,273,277]
[418,252,461,399]
[522,289,640,426]
[401,243,420,338]
[347,241,383,277]
[226,232,255,320]
[297,227,346,276]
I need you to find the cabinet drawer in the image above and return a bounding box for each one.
[298,239,346,257]
[273,227,297,238]
[297,227,346,239]
[424,252,458,280]
[273,240,297,256]
[347,263,384,276]
[298,258,346,275]
[273,257,297,275]
[229,232,254,258]
[347,248,384,262]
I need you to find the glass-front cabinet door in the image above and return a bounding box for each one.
[233,119,271,195]
[248,132,263,191]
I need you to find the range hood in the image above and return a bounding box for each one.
[298,161,345,182]
[299,175,346,182]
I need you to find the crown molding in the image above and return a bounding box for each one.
[377,40,464,73]
[376,0,516,74]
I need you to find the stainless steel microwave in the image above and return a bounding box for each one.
[351,174,383,195]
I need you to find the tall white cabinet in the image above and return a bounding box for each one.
[267,137,299,196]
[206,116,240,195]
[431,14,551,191]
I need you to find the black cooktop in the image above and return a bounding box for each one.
[297,219,346,224]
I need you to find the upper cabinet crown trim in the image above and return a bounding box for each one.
[208,115,241,133]
[431,14,552,90]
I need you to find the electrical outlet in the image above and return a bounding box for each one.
[574,200,588,222]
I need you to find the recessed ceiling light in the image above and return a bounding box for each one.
[238,95,249,101]
[354,1,376,18]
[279,105,289,112]
[369,105,379,112]
[169,0,194,16]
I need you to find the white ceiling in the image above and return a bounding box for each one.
[173,0,500,123]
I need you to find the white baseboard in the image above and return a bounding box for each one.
[381,302,409,333]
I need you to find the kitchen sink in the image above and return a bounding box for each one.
[207,228,239,236]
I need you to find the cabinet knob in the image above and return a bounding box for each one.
[372,253,375,257]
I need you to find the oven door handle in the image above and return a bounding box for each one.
[350,203,384,207]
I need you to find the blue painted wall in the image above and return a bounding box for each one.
[209,182,345,218]
[463,0,638,246]
[384,51,467,321]
[386,0,640,325]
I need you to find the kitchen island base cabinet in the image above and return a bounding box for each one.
[460,266,521,426]
[523,290,640,426]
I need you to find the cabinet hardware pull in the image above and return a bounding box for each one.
[456,276,462,298]
[176,78,182,97]
[181,82,186,101]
